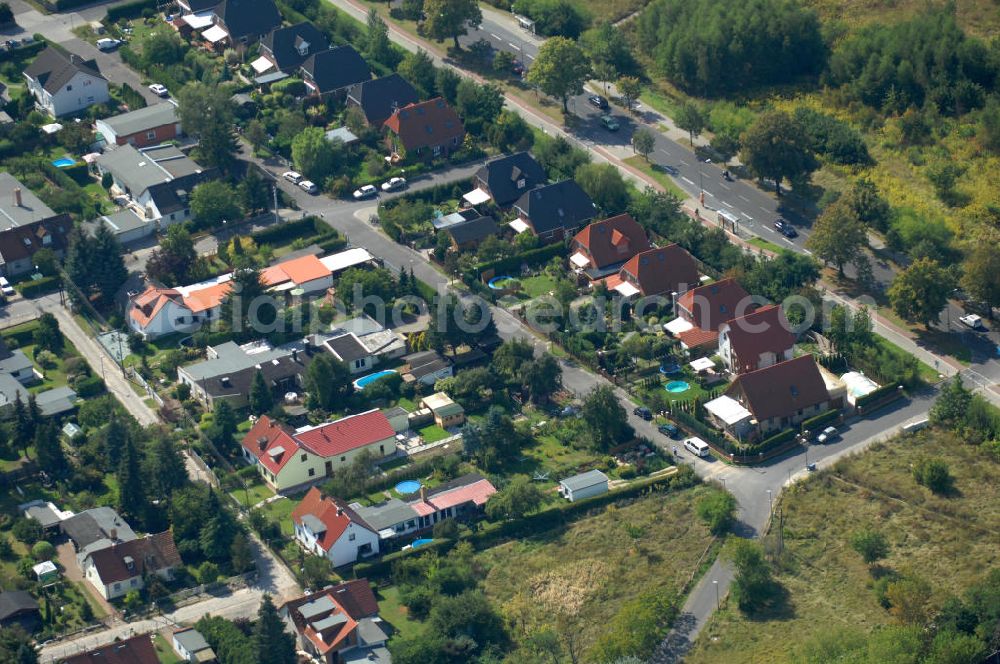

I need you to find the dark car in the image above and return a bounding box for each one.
[658,423,679,438]
[588,94,609,110]
[512,61,525,76]
[774,218,798,238]
[633,406,653,421]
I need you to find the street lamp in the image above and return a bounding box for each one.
[766,489,773,514]
[713,579,720,609]
[699,170,704,205]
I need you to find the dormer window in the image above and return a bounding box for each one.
[517,178,526,189]
[42,235,52,246]
[296,40,310,56]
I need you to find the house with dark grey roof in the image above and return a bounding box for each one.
[511,180,596,242]
[95,103,181,149]
[401,350,453,386]
[259,22,330,74]
[0,172,73,276]
[469,152,547,207]
[324,333,375,374]
[60,506,137,553]
[346,74,420,127]
[23,46,109,117]
[0,591,40,632]
[212,0,282,46]
[301,46,371,99]
[445,214,499,250]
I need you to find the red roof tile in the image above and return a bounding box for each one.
[618,244,700,297]
[721,304,796,374]
[677,326,719,349]
[294,409,395,458]
[291,488,375,552]
[570,214,651,271]
[726,355,829,422]
[383,97,464,151]
[280,580,379,655]
[261,254,331,288]
[85,532,181,584]
[241,415,299,475]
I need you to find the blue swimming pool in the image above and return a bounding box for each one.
[51,157,76,168]
[665,381,691,393]
[352,369,398,390]
[395,480,422,495]
[412,538,433,549]
[488,275,518,290]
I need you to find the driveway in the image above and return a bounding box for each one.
[56,540,119,619]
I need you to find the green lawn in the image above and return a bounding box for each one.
[519,275,558,299]
[260,497,296,536]
[230,479,275,509]
[377,585,425,639]
[748,236,787,254]
[419,424,450,443]
[396,397,417,412]
[153,633,183,664]
[624,155,688,200]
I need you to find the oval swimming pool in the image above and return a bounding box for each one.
[412,538,434,549]
[395,479,422,495]
[665,381,691,393]
[352,369,398,390]
[487,275,518,290]
[52,157,76,168]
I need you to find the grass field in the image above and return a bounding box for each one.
[376,585,425,639]
[687,428,999,663]
[519,274,558,299]
[479,486,721,658]
[154,633,183,663]
[623,156,688,199]
[800,0,1000,38]
[419,424,450,443]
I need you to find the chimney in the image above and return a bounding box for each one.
[109,528,118,541]
[292,349,299,362]
[336,507,343,516]
[258,436,269,451]
[419,486,426,503]
[13,187,21,207]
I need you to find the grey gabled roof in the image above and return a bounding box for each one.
[475,152,547,206]
[346,73,420,126]
[0,172,57,227]
[446,215,499,245]
[560,469,609,492]
[96,144,203,195]
[0,591,39,621]
[515,180,596,235]
[98,103,178,138]
[0,342,33,377]
[60,507,136,550]
[216,0,282,41]
[261,21,330,72]
[301,46,371,94]
[24,46,105,94]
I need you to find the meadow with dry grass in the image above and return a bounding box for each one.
[686,429,999,663]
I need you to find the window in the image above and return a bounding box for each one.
[301,454,307,462]
[348,533,356,541]
[114,583,121,591]
[84,79,91,86]
[340,456,345,462]
[146,130,156,140]
[517,178,526,189]
[308,468,315,477]
[66,84,72,91]
[130,579,138,587]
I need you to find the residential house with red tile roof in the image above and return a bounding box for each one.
[62,634,160,664]
[666,278,753,351]
[383,97,465,160]
[80,531,181,600]
[718,304,796,374]
[717,355,830,437]
[279,580,388,664]
[569,214,651,280]
[292,488,380,567]
[261,253,334,294]
[241,411,396,492]
[604,244,700,299]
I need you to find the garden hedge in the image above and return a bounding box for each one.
[107,0,158,21]
[800,408,840,432]
[0,39,46,63]
[74,375,106,398]
[473,242,566,277]
[856,384,902,409]
[251,217,332,246]
[16,275,61,298]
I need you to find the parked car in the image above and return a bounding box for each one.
[0,277,13,297]
[816,426,839,444]
[959,314,985,330]
[588,94,609,110]
[633,406,653,421]
[282,171,303,184]
[148,83,169,97]
[353,184,377,200]
[774,218,798,238]
[658,423,679,438]
[600,115,620,131]
[96,38,123,51]
[381,177,407,192]
[511,61,525,76]
[298,180,318,194]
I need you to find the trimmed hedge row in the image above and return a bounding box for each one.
[16,275,61,298]
[251,217,332,247]
[75,375,106,398]
[856,384,901,409]
[0,39,46,63]
[473,242,566,277]
[671,407,726,447]
[800,408,840,432]
[107,0,158,21]
[315,235,348,254]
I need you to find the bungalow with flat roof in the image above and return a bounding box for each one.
[23,46,109,117]
[401,350,453,386]
[292,488,380,567]
[280,580,388,664]
[95,103,181,149]
[172,627,217,663]
[510,180,596,242]
[346,73,420,127]
[569,213,651,280]
[0,172,73,276]
[467,151,547,207]
[384,97,465,160]
[301,46,371,99]
[604,244,700,299]
[666,278,753,352]
[718,304,796,375]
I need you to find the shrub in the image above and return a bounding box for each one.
[913,457,954,494]
[31,540,55,561]
[16,275,61,298]
[12,518,42,543]
[850,528,889,565]
[696,491,736,535]
[197,561,221,584]
[35,349,58,369]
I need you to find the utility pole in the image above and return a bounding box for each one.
[272,184,279,225]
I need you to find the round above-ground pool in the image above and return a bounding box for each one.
[665,381,691,393]
[352,369,398,390]
[395,479,422,495]
[51,157,76,168]
[488,275,519,290]
[412,538,433,549]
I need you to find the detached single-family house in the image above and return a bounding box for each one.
[61,506,137,554]
[301,46,371,99]
[346,73,420,127]
[419,392,465,428]
[127,274,232,339]
[280,581,389,664]
[0,339,37,385]
[0,173,73,277]
[718,304,796,375]
[383,97,465,160]
[466,151,547,208]
[63,634,160,664]
[666,277,752,352]
[511,180,596,242]
[569,213,651,280]
[431,208,500,250]
[211,0,282,46]
[604,244,700,299]
[262,252,335,295]
[257,22,330,75]
[172,627,217,663]
[241,411,397,492]
[292,487,380,567]
[95,144,216,226]
[401,350,453,386]
[0,591,41,632]
[23,46,109,117]
[559,469,609,502]
[80,531,181,600]
[95,103,182,149]
[718,355,831,438]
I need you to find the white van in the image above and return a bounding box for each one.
[684,437,711,458]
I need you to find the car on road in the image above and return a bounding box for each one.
[600,115,620,131]
[657,423,679,438]
[633,406,653,421]
[588,94,609,110]
[353,184,377,200]
[381,177,407,192]
[774,218,798,238]
[959,313,985,330]
[148,83,169,97]
[0,277,13,297]
[816,426,839,444]
[298,180,318,194]
[282,171,303,184]
[96,38,123,51]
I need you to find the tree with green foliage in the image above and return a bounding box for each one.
[116,437,147,524]
[675,101,705,146]
[365,8,395,66]
[581,22,637,78]
[304,353,352,413]
[422,0,481,49]
[844,178,892,231]
[143,435,189,498]
[177,82,239,170]
[254,594,297,664]
[34,420,67,477]
[696,491,736,535]
[913,457,954,495]
[249,370,273,416]
[429,590,506,654]
[245,119,268,154]
[520,354,561,403]
[32,313,63,356]
[850,527,889,565]
[398,49,436,98]
[806,198,868,276]
[582,385,631,450]
[960,238,1000,319]
[191,180,240,229]
[222,264,269,335]
[485,476,544,520]
[435,67,461,103]
[291,126,340,182]
[0,626,39,664]
[146,224,199,286]
[455,80,504,136]
[527,37,591,113]
[64,226,127,306]
[741,110,818,193]
[197,615,256,664]
[589,591,678,662]
[487,109,533,152]
[575,162,628,213]
[239,167,271,216]
[888,257,954,327]
[616,76,642,114]
[101,416,129,472]
[632,127,656,161]
[930,376,972,429]
[727,538,777,613]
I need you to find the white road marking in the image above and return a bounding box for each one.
[721,200,733,208]
[490,33,502,40]
[783,237,795,245]
[803,249,813,255]
[509,43,521,50]
[741,212,753,220]
[719,183,730,190]
[681,176,695,186]
[659,149,671,156]
[738,195,750,202]
[526,53,534,60]
[679,160,689,166]
[763,226,776,233]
